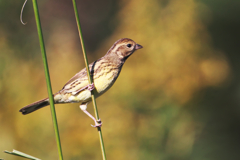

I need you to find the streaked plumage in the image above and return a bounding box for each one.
[20,38,143,126]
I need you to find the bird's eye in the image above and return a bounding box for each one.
[127,44,132,48]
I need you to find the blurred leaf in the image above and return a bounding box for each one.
[4,149,41,160]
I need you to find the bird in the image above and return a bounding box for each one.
[19,38,143,127]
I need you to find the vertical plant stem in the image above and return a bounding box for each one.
[72,0,107,160]
[32,0,64,160]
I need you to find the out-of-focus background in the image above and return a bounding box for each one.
[1,0,240,159]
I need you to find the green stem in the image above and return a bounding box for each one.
[32,1,63,160]
[72,1,107,160]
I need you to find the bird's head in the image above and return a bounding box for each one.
[107,38,143,61]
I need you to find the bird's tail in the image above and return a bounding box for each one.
[19,98,50,115]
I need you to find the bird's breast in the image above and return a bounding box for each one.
[93,66,121,95]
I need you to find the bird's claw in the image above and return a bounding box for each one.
[91,119,102,127]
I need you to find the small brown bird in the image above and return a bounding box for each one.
[20,38,143,127]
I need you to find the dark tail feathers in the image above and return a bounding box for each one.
[20,98,50,115]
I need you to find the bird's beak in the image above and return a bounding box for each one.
[135,44,143,50]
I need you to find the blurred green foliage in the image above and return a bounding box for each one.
[1,0,240,160]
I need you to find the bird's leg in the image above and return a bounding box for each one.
[80,103,102,127]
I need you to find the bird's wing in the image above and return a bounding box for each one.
[61,61,96,94]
